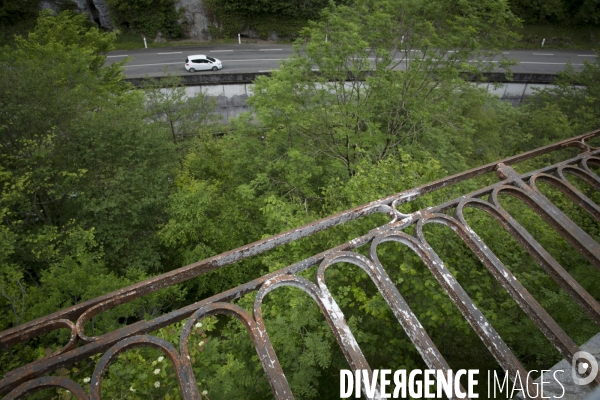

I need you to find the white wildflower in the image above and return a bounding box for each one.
[195,322,202,328]
[129,386,136,392]
[152,361,157,366]
[202,390,208,395]
[199,340,205,347]
[154,381,160,388]
[83,377,91,383]
[154,368,161,375]
[157,356,164,362]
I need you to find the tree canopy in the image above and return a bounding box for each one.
[1,3,599,399]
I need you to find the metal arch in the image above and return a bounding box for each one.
[530,171,600,222]
[4,376,89,400]
[490,169,600,270]
[581,156,600,182]
[409,220,538,398]
[75,303,108,344]
[1,319,80,359]
[90,335,198,400]
[581,136,600,151]
[562,140,592,153]
[368,233,470,400]
[454,197,600,326]
[180,302,293,399]
[558,162,600,191]
[253,274,378,399]
[418,211,595,389]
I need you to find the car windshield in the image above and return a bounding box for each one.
[207,57,216,62]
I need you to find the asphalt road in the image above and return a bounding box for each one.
[105,44,597,78]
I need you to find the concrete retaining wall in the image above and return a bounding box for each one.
[173,82,557,122]
[125,72,558,88]
[134,73,564,122]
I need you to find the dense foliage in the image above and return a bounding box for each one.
[1,2,600,399]
[105,0,183,38]
[0,0,598,43]
[214,0,333,19]
[0,0,39,27]
[510,0,600,26]
[0,0,40,42]
[0,10,192,371]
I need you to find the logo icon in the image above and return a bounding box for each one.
[572,351,598,386]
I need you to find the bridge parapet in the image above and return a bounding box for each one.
[1,131,599,399]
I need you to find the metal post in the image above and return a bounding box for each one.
[143,37,147,49]
[402,36,407,70]
[542,38,546,47]
[238,33,241,44]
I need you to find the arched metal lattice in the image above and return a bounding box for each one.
[1,130,600,399]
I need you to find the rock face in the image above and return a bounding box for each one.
[42,0,275,41]
[154,31,167,43]
[176,0,212,40]
[240,27,259,39]
[91,0,113,29]
[71,0,113,29]
[40,1,60,13]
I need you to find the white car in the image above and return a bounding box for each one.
[185,55,223,72]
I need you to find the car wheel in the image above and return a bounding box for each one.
[189,68,195,73]
[212,66,218,71]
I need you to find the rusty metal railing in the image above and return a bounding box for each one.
[1,130,600,399]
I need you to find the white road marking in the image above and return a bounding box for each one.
[578,54,595,57]
[260,49,282,51]
[466,60,585,66]
[107,55,128,57]
[532,53,554,56]
[502,52,510,54]
[520,61,583,65]
[210,50,234,52]
[157,51,182,55]
[124,62,181,68]
[258,70,273,72]
[226,58,282,62]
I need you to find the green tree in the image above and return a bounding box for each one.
[3,4,599,399]
[215,0,332,19]
[143,74,219,146]
[523,55,600,138]
[249,0,520,178]
[509,0,566,24]
[157,125,273,299]
[0,11,178,275]
[0,10,184,343]
[0,0,40,43]
[509,0,600,26]
[0,0,39,26]
[569,0,600,26]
